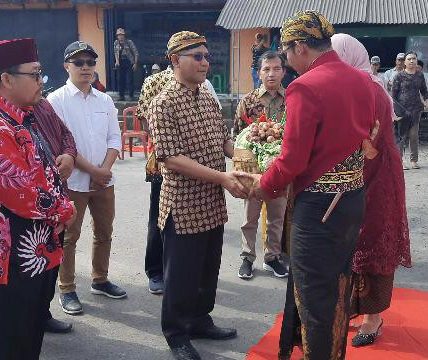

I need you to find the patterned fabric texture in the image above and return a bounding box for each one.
[350,273,394,316]
[166,31,206,57]
[0,97,73,285]
[305,150,364,193]
[136,67,174,121]
[281,10,335,45]
[147,78,229,235]
[114,39,139,64]
[233,84,285,136]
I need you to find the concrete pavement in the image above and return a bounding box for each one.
[41,150,428,360]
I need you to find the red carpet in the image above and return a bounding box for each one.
[247,288,428,359]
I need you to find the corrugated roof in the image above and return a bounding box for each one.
[367,0,428,24]
[216,0,428,29]
[70,0,225,4]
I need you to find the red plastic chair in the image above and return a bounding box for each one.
[120,106,149,159]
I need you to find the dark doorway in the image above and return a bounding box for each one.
[105,10,230,93]
[358,37,407,72]
[0,9,78,91]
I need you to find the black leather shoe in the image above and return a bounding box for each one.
[190,325,237,340]
[170,342,201,360]
[352,319,383,347]
[44,318,72,334]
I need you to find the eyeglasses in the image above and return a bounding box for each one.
[8,70,44,82]
[179,53,212,62]
[67,59,97,67]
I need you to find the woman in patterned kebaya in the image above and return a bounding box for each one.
[0,38,76,360]
[331,33,411,348]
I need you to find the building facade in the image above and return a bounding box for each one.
[217,0,428,94]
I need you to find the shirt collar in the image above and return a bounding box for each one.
[0,96,33,125]
[66,79,98,97]
[257,83,285,99]
[171,78,201,97]
[307,50,339,72]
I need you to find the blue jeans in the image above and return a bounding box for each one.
[251,67,260,89]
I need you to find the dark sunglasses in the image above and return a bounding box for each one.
[180,53,212,62]
[67,59,97,67]
[8,69,44,82]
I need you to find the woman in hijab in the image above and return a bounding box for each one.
[331,33,411,347]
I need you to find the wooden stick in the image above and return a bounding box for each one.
[322,192,343,223]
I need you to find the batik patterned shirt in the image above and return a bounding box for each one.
[114,39,139,65]
[233,84,285,136]
[0,97,74,285]
[147,78,229,235]
[136,67,174,121]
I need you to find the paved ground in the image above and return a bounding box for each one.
[41,148,428,360]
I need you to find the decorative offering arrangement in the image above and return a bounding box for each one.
[233,112,286,176]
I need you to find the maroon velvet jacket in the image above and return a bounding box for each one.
[33,98,77,160]
[261,51,376,196]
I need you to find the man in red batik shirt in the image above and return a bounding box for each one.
[0,38,76,360]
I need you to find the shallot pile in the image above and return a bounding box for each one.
[246,122,284,144]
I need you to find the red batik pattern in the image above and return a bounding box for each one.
[0,96,74,285]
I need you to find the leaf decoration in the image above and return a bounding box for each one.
[0,155,34,189]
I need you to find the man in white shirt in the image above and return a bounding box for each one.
[383,52,405,94]
[48,41,126,315]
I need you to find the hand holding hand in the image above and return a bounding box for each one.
[221,171,250,199]
[56,154,74,182]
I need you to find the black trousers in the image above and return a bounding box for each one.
[43,231,64,322]
[0,266,52,360]
[161,214,224,347]
[284,189,364,360]
[278,268,301,359]
[145,181,163,279]
[118,58,134,98]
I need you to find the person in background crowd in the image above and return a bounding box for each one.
[331,33,411,347]
[151,63,161,75]
[270,34,280,51]
[0,38,76,360]
[383,52,405,94]
[114,28,139,101]
[251,33,269,89]
[136,66,174,295]
[147,31,248,360]
[281,62,297,89]
[48,41,126,316]
[392,51,428,169]
[417,59,428,89]
[91,71,106,93]
[241,11,376,359]
[370,55,381,76]
[234,50,288,280]
[33,98,78,334]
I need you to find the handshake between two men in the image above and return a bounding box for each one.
[221,172,279,202]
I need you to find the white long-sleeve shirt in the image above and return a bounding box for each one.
[47,79,121,192]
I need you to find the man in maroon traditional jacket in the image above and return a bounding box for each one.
[242,11,376,359]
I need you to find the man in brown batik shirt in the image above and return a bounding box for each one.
[233,51,289,281]
[147,31,248,360]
